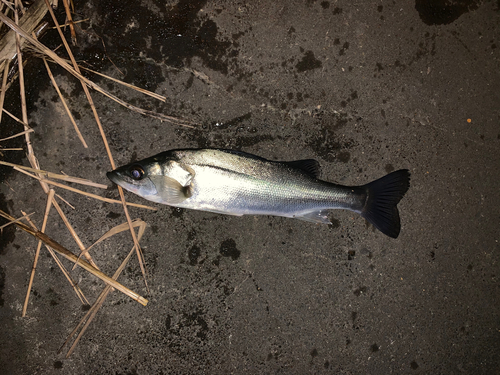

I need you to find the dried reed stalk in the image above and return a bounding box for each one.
[0,11,195,127]
[0,1,10,29]
[0,160,106,188]
[37,35,87,147]
[0,61,9,123]
[2,107,29,126]
[51,19,88,30]
[62,221,147,357]
[50,196,99,269]
[0,0,55,73]
[9,161,102,268]
[43,0,157,292]
[14,0,32,157]
[0,0,153,356]
[54,193,75,209]
[61,0,76,45]
[0,209,148,306]
[117,186,149,291]
[3,1,102,276]
[64,62,166,102]
[74,218,146,268]
[22,188,54,316]
[22,209,89,306]
[0,211,33,230]
[0,128,33,141]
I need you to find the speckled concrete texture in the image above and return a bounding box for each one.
[0,0,499,374]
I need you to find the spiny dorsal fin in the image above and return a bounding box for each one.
[285,159,321,178]
[215,149,321,177]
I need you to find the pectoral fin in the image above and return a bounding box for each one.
[150,175,192,204]
[294,210,331,224]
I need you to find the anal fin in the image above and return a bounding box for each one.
[294,210,331,224]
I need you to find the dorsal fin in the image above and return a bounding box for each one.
[285,159,321,178]
[215,149,321,177]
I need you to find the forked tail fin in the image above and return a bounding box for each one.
[361,169,410,238]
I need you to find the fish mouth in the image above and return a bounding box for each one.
[106,171,121,186]
[107,170,133,188]
[106,170,159,199]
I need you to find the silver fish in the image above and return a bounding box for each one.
[107,149,410,238]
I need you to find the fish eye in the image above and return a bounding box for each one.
[129,165,145,180]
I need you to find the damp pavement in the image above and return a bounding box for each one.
[0,1,499,374]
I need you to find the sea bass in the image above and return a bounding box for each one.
[107,149,410,238]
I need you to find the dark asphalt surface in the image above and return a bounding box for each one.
[0,0,499,374]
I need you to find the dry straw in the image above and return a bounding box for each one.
[0,209,149,306]
[0,0,197,355]
[22,189,55,317]
[61,219,147,357]
[0,10,196,127]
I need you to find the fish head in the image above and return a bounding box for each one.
[107,154,195,205]
[107,160,163,202]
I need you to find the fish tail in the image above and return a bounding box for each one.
[360,169,410,238]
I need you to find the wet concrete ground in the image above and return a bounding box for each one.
[0,0,499,373]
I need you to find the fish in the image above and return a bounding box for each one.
[107,149,410,238]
